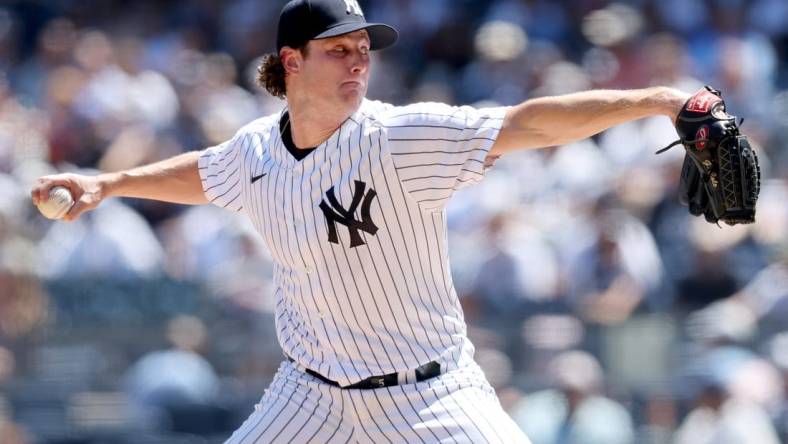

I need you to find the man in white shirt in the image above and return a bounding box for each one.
[31,0,690,442]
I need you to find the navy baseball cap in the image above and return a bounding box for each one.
[276,0,398,52]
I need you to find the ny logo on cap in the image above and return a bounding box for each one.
[344,0,364,16]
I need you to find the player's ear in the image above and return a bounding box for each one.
[280,47,302,74]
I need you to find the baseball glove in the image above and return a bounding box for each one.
[657,86,760,225]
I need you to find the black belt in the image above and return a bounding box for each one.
[287,357,441,389]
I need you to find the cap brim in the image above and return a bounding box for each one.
[314,22,398,51]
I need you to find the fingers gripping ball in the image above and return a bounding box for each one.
[36,186,74,220]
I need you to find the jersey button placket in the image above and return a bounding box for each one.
[291,166,301,230]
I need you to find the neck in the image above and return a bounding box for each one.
[286,95,357,149]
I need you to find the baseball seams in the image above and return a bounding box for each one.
[36,186,74,219]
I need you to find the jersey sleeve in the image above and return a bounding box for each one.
[197,133,245,212]
[382,102,510,210]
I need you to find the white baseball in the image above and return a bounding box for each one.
[37,186,74,220]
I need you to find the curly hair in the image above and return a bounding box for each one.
[256,45,309,99]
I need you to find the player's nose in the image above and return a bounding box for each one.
[348,51,369,75]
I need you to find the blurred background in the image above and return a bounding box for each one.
[1,0,787,443]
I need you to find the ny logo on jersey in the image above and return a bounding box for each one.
[344,0,364,16]
[319,181,378,248]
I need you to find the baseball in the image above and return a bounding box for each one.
[36,186,74,220]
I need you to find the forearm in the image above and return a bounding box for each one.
[101,150,208,205]
[493,87,689,153]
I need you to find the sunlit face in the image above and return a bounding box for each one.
[287,30,371,114]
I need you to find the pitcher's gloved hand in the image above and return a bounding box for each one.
[657,86,760,225]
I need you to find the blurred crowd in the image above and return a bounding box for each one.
[1,0,788,443]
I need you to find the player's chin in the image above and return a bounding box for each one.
[339,81,366,97]
[338,87,366,109]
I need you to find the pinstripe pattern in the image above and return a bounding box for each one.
[225,361,531,444]
[199,99,507,386]
[201,100,530,442]
[224,362,353,444]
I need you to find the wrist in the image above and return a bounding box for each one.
[657,87,690,120]
[96,172,123,198]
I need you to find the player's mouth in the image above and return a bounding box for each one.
[340,80,364,90]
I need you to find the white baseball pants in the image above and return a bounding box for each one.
[224,360,531,444]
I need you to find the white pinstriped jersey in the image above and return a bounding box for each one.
[199,99,509,387]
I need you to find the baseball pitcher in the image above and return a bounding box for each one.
[30,0,759,442]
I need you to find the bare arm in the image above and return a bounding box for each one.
[31,150,208,221]
[490,87,690,155]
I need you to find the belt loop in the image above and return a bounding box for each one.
[409,368,419,384]
[398,368,418,385]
